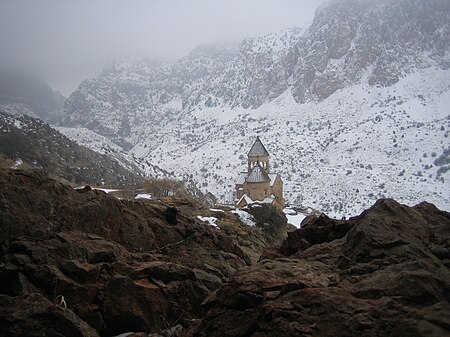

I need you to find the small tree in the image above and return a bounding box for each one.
[143,178,186,199]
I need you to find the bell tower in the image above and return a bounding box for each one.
[247,136,270,174]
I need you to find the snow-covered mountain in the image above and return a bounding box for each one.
[61,42,239,149]
[60,0,450,216]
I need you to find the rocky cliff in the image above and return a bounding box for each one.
[62,0,450,131]
[186,0,450,107]
[290,0,450,102]
[61,42,239,149]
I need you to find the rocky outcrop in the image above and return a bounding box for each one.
[193,199,450,336]
[2,168,449,336]
[0,168,288,336]
[292,0,450,102]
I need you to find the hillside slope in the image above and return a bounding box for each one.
[134,67,450,215]
[0,111,145,187]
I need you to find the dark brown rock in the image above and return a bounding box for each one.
[280,212,352,256]
[0,168,288,336]
[193,199,450,337]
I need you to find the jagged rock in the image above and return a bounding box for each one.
[0,168,288,335]
[280,213,353,256]
[99,262,222,336]
[193,199,450,336]
[5,168,449,336]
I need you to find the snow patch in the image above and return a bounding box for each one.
[135,193,152,200]
[231,209,256,226]
[13,159,23,169]
[286,213,307,228]
[197,215,219,227]
[13,120,25,129]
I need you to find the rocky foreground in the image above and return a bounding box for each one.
[0,168,287,336]
[195,202,450,337]
[1,168,449,336]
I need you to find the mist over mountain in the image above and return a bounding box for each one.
[0,69,65,123]
[62,0,449,128]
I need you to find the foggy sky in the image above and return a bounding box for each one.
[0,0,321,96]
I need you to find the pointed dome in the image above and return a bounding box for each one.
[248,136,269,157]
[246,162,270,183]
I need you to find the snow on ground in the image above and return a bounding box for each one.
[197,215,219,227]
[12,159,23,169]
[13,120,25,129]
[55,125,168,178]
[60,65,450,218]
[231,209,257,226]
[283,208,307,228]
[286,214,307,228]
[54,126,125,154]
[92,188,119,193]
[135,193,152,200]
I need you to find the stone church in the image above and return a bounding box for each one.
[235,136,284,209]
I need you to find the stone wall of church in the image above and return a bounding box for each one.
[244,181,270,201]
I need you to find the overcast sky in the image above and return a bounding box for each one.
[0,0,321,96]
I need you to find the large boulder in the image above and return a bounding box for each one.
[193,199,450,337]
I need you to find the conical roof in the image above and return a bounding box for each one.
[246,162,270,183]
[248,136,269,157]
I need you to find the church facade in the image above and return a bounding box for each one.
[235,136,284,209]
